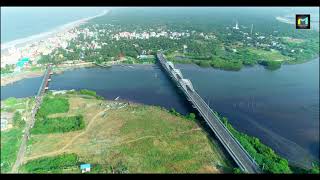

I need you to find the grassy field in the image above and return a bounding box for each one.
[1,128,24,173]
[248,48,293,62]
[22,92,233,173]
[20,153,80,173]
[1,97,34,173]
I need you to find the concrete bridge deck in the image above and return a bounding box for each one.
[11,64,53,173]
[157,52,261,173]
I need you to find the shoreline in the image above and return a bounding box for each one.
[1,62,95,87]
[1,56,318,87]
[1,10,109,54]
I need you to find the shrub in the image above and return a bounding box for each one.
[258,60,282,70]
[13,111,25,128]
[32,115,85,134]
[79,89,97,97]
[169,108,181,117]
[21,153,79,173]
[36,96,69,118]
[186,113,196,121]
[219,116,292,173]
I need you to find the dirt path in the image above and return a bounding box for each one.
[109,127,201,147]
[24,109,107,162]
[25,124,201,163]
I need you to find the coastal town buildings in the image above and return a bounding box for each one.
[1,28,78,68]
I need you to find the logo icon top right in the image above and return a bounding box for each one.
[296,14,311,29]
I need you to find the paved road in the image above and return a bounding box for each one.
[11,65,51,173]
[157,53,261,173]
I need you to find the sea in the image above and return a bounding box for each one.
[1,7,106,44]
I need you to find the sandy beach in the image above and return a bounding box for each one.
[1,9,109,54]
[1,9,109,86]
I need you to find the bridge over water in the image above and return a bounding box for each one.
[157,52,261,173]
[11,64,53,173]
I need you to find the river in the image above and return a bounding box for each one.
[1,58,319,169]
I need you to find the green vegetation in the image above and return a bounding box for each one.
[196,61,211,68]
[112,106,231,173]
[20,153,80,173]
[186,113,196,121]
[309,164,320,174]
[78,89,104,100]
[3,97,18,107]
[0,128,24,173]
[0,97,32,173]
[35,8,318,72]
[37,54,54,65]
[79,89,97,97]
[169,108,181,116]
[248,48,292,62]
[233,168,242,174]
[217,114,292,173]
[23,97,232,173]
[33,94,85,134]
[13,111,25,128]
[20,153,129,173]
[1,64,14,74]
[210,58,243,71]
[32,115,85,134]
[36,96,69,117]
[258,60,282,70]
[290,163,320,174]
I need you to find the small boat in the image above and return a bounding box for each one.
[115,96,120,101]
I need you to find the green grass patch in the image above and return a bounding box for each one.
[3,97,18,107]
[20,153,80,173]
[0,128,24,173]
[36,96,69,118]
[78,89,104,100]
[248,48,292,62]
[32,115,85,134]
[111,106,231,173]
[210,58,243,71]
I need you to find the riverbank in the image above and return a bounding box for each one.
[16,90,232,173]
[1,62,95,87]
[1,60,157,87]
[1,61,319,170]
[1,55,318,87]
[168,54,319,71]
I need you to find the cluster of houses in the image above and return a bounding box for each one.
[112,30,193,40]
[226,22,301,53]
[1,112,13,131]
[1,29,78,69]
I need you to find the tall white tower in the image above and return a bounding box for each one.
[235,21,239,30]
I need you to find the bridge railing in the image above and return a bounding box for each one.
[36,65,51,97]
[185,91,251,172]
[192,91,261,171]
[157,53,260,173]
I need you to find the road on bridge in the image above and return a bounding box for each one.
[11,65,52,173]
[157,52,261,173]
